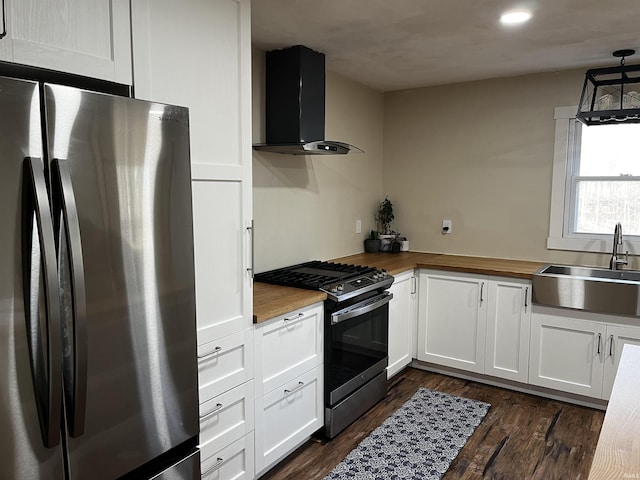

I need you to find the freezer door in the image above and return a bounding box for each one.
[43,84,199,479]
[0,77,65,479]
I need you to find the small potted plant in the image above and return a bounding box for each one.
[364,230,381,252]
[377,196,395,252]
[376,196,394,235]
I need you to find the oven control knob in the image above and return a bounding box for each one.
[337,283,344,291]
[372,273,379,279]
[329,285,338,293]
[381,269,388,277]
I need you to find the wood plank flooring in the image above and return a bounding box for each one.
[260,368,605,480]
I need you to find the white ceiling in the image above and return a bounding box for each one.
[251,0,640,92]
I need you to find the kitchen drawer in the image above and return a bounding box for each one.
[199,380,254,456]
[255,365,323,476]
[198,329,254,402]
[201,431,254,480]
[254,302,323,398]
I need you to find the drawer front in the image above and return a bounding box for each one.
[201,431,254,480]
[255,366,324,475]
[255,303,323,397]
[199,381,254,456]
[198,329,254,402]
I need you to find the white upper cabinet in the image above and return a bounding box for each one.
[0,0,132,84]
[132,0,250,177]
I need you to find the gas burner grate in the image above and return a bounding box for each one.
[254,260,376,290]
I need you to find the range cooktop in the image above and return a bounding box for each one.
[254,260,393,302]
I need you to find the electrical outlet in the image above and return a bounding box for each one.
[442,219,452,234]
[356,219,362,234]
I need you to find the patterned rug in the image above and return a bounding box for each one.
[324,388,490,480]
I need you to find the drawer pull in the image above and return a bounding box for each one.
[284,381,305,394]
[202,457,224,476]
[200,402,223,420]
[198,345,222,359]
[284,313,304,322]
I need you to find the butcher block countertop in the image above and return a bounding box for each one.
[253,252,546,323]
[588,344,640,479]
[333,252,546,279]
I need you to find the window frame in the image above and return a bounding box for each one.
[548,106,640,255]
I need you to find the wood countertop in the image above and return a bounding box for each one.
[253,282,326,324]
[334,252,546,279]
[253,252,547,323]
[588,344,640,479]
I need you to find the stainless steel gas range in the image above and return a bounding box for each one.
[254,261,394,438]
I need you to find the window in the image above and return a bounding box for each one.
[548,106,640,254]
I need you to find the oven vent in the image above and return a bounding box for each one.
[253,45,363,155]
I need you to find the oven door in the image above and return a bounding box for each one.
[325,291,392,406]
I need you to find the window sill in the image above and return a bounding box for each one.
[547,236,639,256]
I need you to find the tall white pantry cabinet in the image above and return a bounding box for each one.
[132,1,254,478]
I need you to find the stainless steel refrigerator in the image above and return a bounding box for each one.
[0,76,200,479]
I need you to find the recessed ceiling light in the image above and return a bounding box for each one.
[500,10,532,25]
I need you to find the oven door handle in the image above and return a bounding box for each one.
[331,292,393,325]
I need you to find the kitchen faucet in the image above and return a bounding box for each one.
[609,222,628,270]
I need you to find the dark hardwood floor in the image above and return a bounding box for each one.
[260,368,605,480]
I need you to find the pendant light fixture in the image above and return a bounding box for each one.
[576,49,640,125]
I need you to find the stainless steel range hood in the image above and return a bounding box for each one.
[253,45,364,155]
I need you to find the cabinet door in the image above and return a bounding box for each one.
[2,0,131,83]
[485,279,531,383]
[199,381,254,459]
[201,431,254,480]
[198,329,254,403]
[417,271,487,373]
[529,311,605,397]
[132,0,250,174]
[192,181,253,341]
[254,366,323,476]
[602,324,640,400]
[387,271,416,378]
[254,303,323,397]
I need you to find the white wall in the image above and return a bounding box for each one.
[252,48,385,272]
[383,68,616,268]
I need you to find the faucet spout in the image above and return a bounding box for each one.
[610,222,628,270]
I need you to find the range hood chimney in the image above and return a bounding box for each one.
[253,45,363,155]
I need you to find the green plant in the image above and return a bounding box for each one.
[369,229,379,240]
[376,196,394,234]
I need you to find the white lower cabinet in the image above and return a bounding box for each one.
[254,302,324,478]
[199,381,255,458]
[197,328,255,479]
[485,278,531,383]
[387,270,417,378]
[254,366,323,476]
[417,270,531,381]
[198,329,254,403]
[201,431,255,480]
[417,271,488,373]
[529,307,640,400]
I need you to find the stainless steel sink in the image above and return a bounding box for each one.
[532,264,640,317]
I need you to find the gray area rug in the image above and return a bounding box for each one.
[324,388,490,480]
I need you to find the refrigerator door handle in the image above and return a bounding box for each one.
[22,157,63,448]
[51,158,88,437]
[0,0,6,39]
